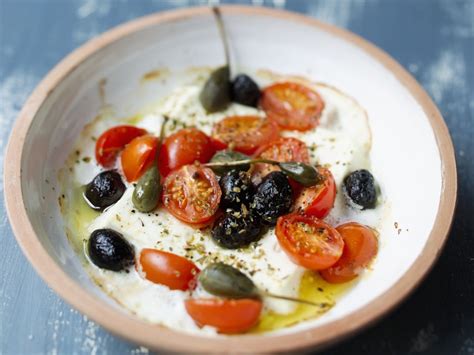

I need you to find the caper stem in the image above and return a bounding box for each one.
[261,291,326,307]
[205,158,278,168]
[152,115,169,164]
[212,6,230,68]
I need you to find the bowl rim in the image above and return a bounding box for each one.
[3,5,457,353]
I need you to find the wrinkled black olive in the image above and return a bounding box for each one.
[88,229,135,271]
[251,171,292,225]
[84,170,125,211]
[212,210,264,249]
[231,74,261,107]
[219,170,255,209]
[343,169,377,209]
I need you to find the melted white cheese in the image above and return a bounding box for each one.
[62,73,382,335]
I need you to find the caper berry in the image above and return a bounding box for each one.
[231,74,261,107]
[209,150,251,175]
[84,170,125,211]
[132,165,161,213]
[219,170,255,209]
[251,171,292,226]
[343,169,378,209]
[279,162,320,187]
[88,229,135,271]
[199,263,260,299]
[199,66,231,113]
[211,209,264,249]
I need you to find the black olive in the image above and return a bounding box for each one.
[343,169,378,209]
[84,170,125,211]
[231,74,261,107]
[211,210,264,249]
[219,170,255,209]
[251,171,292,226]
[88,229,135,271]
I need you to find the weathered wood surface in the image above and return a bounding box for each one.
[0,0,472,354]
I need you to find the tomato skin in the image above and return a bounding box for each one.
[209,136,228,152]
[120,135,158,182]
[138,249,200,291]
[276,213,344,270]
[254,137,310,163]
[320,223,378,283]
[95,125,147,167]
[158,128,217,177]
[185,298,262,334]
[261,82,324,132]
[212,115,280,155]
[294,167,336,219]
[251,137,310,187]
[162,165,221,225]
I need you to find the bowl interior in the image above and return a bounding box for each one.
[18,7,443,345]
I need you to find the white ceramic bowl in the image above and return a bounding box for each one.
[4,6,456,353]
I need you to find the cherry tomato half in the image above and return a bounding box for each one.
[158,128,217,177]
[162,165,221,225]
[276,213,344,270]
[95,125,147,167]
[251,137,310,187]
[320,222,378,283]
[293,167,336,219]
[212,115,279,155]
[138,249,200,290]
[120,135,158,182]
[261,82,324,131]
[185,298,262,334]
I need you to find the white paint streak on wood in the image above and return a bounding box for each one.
[77,0,112,19]
[410,323,439,353]
[306,0,365,27]
[0,71,38,192]
[423,49,467,103]
[272,0,286,8]
[441,1,474,38]
[251,0,265,7]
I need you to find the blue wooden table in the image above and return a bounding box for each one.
[1,0,472,354]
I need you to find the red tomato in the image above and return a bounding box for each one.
[320,223,378,283]
[293,167,336,219]
[209,136,228,151]
[185,298,262,334]
[254,137,310,163]
[120,135,158,182]
[138,249,200,291]
[162,165,221,225]
[276,213,344,270]
[251,137,310,187]
[95,125,147,167]
[212,115,279,155]
[158,128,218,177]
[261,82,324,131]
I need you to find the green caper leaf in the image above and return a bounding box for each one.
[199,66,231,113]
[209,150,251,175]
[279,162,321,187]
[199,263,260,299]
[132,165,161,213]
